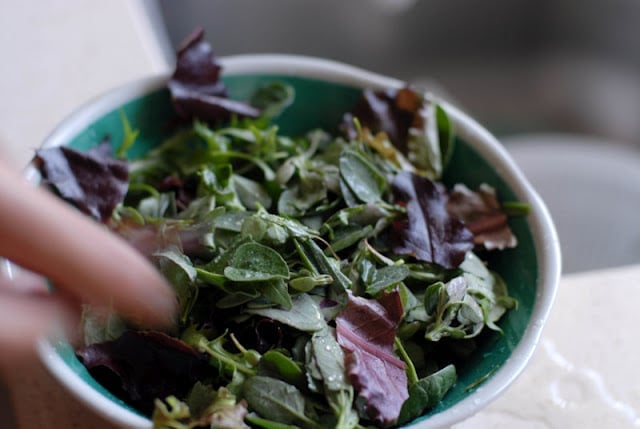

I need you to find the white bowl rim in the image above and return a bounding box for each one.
[36,53,561,429]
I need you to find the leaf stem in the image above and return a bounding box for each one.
[394,337,419,385]
[502,201,531,216]
[197,338,256,376]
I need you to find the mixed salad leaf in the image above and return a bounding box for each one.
[35,139,128,222]
[168,27,260,123]
[391,171,473,269]
[336,291,407,425]
[36,29,526,428]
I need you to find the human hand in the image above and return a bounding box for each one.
[0,161,177,364]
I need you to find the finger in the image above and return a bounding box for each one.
[0,291,79,365]
[0,164,177,327]
[0,265,49,294]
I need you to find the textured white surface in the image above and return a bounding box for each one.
[455,265,640,428]
[0,0,170,169]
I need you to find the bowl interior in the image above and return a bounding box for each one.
[50,73,538,427]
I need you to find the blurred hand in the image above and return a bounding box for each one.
[0,161,176,364]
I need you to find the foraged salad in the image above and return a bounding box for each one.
[35,29,526,428]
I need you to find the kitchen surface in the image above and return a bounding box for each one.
[2,1,640,427]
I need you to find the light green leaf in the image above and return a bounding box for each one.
[328,224,373,253]
[233,175,273,210]
[295,238,351,305]
[116,109,140,159]
[81,306,126,347]
[260,350,305,387]
[242,209,320,245]
[277,174,327,217]
[155,247,198,323]
[436,104,455,170]
[250,82,295,120]
[462,252,516,332]
[247,293,324,332]
[398,364,457,424]
[155,247,197,281]
[365,264,411,296]
[260,279,293,309]
[305,328,358,428]
[224,242,289,282]
[306,327,349,392]
[193,119,229,152]
[406,101,442,179]
[339,149,387,204]
[243,376,320,427]
[138,192,176,219]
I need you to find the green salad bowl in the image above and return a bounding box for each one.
[35,54,561,428]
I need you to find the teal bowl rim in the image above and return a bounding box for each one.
[34,54,561,429]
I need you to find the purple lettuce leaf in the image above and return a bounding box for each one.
[76,330,213,415]
[168,28,260,124]
[35,140,128,222]
[446,183,517,250]
[391,171,473,269]
[336,290,407,426]
[342,86,422,152]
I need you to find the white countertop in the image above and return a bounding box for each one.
[2,2,639,428]
[455,265,640,428]
[0,0,170,170]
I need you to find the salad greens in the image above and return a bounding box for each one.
[35,28,524,428]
